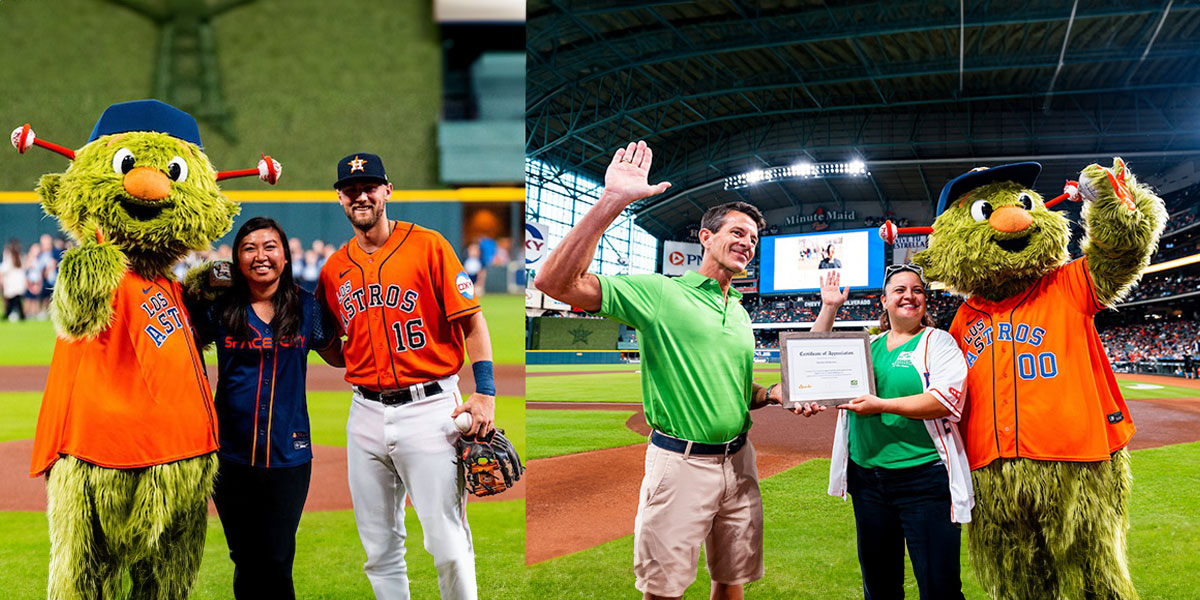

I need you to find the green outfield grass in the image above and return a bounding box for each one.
[478,294,525,366]
[525,363,644,373]
[0,294,525,367]
[1115,379,1200,400]
[0,500,525,600]
[528,369,783,404]
[529,441,1200,599]
[526,410,646,460]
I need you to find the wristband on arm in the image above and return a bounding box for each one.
[472,360,496,396]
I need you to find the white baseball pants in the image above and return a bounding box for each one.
[346,376,476,600]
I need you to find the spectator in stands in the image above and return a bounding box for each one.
[2,240,28,321]
[818,244,842,269]
[298,249,321,292]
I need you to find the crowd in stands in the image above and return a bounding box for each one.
[1166,209,1197,234]
[1119,272,1200,303]
[2,234,65,322]
[743,292,963,325]
[1099,319,1200,363]
[3,233,510,321]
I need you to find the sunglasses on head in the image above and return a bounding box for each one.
[884,263,925,284]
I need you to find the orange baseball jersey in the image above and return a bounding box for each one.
[31,271,218,476]
[949,257,1135,470]
[317,221,481,390]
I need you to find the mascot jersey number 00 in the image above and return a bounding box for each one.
[879,159,1165,600]
[12,99,280,599]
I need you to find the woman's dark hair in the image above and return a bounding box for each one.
[5,240,22,269]
[220,217,301,342]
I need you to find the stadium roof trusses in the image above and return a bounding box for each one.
[527,0,1200,239]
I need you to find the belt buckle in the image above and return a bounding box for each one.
[379,390,406,406]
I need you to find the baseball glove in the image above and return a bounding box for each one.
[457,429,524,497]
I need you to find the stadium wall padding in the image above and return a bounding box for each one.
[529,317,620,350]
[0,202,463,253]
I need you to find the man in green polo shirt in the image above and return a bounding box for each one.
[534,140,780,600]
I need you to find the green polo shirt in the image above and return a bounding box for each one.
[596,270,755,443]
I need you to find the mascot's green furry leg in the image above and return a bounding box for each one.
[969,450,1136,600]
[46,454,218,600]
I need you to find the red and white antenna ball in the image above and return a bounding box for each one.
[11,124,35,153]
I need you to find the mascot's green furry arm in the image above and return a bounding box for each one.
[907,158,1165,600]
[12,100,280,599]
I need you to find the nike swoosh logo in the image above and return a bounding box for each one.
[142,286,153,294]
[339,268,351,277]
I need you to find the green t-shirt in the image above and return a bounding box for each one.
[848,333,940,469]
[596,270,754,443]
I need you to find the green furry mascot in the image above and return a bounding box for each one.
[909,159,1166,599]
[13,100,279,599]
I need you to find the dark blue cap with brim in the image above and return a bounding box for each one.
[334,152,389,189]
[87,100,202,147]
[935,162,1042,215]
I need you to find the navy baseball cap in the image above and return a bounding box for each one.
[935,162,1042,216]
[87,100,203,147]
[334,153,389,189]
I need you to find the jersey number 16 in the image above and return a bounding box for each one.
[391,318,426,352]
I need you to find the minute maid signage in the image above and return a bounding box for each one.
[785,207,857,230]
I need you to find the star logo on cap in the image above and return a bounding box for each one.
[348,156,367,173]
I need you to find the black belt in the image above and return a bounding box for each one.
[650,430,748,456]
[357,381,444,406]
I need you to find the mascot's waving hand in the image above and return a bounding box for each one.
[12,99,279,599]
[903,160,1166,600]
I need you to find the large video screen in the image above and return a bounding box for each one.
[759,228,884,294]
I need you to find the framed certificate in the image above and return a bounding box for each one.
[779,331,876,409]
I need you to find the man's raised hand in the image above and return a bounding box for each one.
[603,141,671,207]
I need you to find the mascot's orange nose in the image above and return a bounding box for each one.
[989,205,1033,233]
[123,167,172,201]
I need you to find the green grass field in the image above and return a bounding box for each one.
[0,294,525,367]
[529,442,1200,599]
[0,500,525,600]
[526,410,645,460]
[529,365,1195,404]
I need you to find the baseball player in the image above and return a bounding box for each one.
[316,152,496,600]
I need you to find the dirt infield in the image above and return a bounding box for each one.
[527,394,1200,564]
[0,362,526,513]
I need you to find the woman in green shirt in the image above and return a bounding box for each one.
[798,266,972,600]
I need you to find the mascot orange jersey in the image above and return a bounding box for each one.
[317,221,481,390]
[31,272,217,475]
[949,257,1136,470]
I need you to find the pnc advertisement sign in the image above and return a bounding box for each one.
[662,240,702,276]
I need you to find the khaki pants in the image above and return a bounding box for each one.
[633,439,764,597]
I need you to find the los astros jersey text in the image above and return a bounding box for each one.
[31,271,217,476]
[949,258,1135,470]
[317,221,481,390]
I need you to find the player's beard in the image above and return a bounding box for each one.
[346,203,384,232]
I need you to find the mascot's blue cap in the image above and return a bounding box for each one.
[87,100,203,148]
[936,162,1042,216]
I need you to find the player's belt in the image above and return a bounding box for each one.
[650,430,748,457]
[356,381,445,406]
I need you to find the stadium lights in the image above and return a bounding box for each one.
[724,160,871,190]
